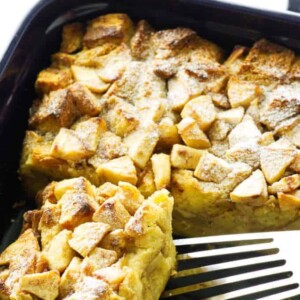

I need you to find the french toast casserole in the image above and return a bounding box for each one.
[1,11,300,299]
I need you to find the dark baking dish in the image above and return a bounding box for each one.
[1,0,300,265]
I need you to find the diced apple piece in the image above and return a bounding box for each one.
[151,154,171,190]
[158,117,181,147]
[194,152,232,183]
[73,117,107,152]
[170,144,204,169]
[43,229,74,272]
[137,163,156,198]
[124,125,159,168]
[71,65,109,93]
[20,270,60,300]
[227,76,262,108]
[228,115,261,148]
[278,190,300,211]
[258,132,275,146]
[268,174,300,194]
[177,117,210,149]
[181,96,216,131]
[260,145,296,184]
[81,248,118,276]
[93,199,131,230]
[51,128,93,161]
[69,222,111,257]
[54,177,95,200]
[97,156,137,185]
[218,107,244,125]
[0,229,39,265]
[230,170,268,206]
[59,191,98,229]
[290,151,300,172]
[60,257,82,298]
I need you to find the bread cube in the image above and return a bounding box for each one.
[59,257,82,298]
[130,20,154,59]
[35,68,73,94]
[226,144,260,168]
[60,23,84,54]
[194,152,232,183]
[97,156,137,185]
[227,76,262,108]
[217,107,244,125]
[54,177,95,200]
[59,191,98,229]
[83,13,134,48]
[108,102,139,137]
[209,93,230,109]
[20,270,60,300]
[268,174,300,194]
[260,145,296,184]
[118,182,144,215]
[170,144,204,169]
[65,276,110,299]
[68,83,102,116]
[181,96,216,131]
[72,117,107,152]
[43,229,75,272]
[0,229,39,265]
[278,190,300,211]
[208,119,231,141]
[230,170,268,206]
[124,126,159,168]
[71,65,109,93]
[177,117,210,149]
[51,128,94,161]
[94,266,125,289]
[224,46,248,74]
[69,222,111,257]
[29,89,75,133]
[81,248,118,276]
[93,199,131,230]
[151,154,171,190]
[241,39,294,79]
[228,115,261,148]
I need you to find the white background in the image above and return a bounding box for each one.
[0,0,289,60]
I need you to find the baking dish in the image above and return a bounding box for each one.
[1,0,300,248]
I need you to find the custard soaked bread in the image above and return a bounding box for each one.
[0,177,175,299]
[20,13,300,237]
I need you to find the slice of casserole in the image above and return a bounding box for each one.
[0,177,176,300]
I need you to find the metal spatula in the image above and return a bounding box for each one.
[162,231,300,299]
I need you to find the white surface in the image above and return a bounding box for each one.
[0,0,289,61]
